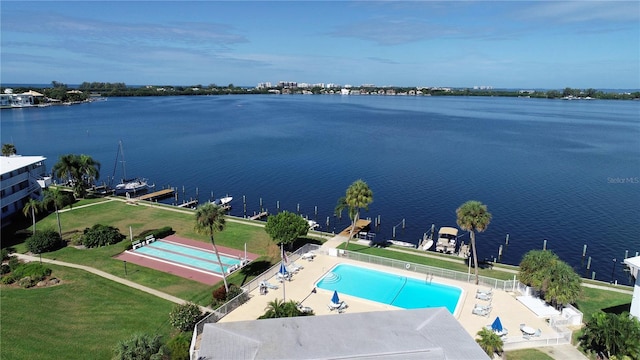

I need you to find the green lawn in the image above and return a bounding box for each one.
[0,265,174,360]
[506,349,555,360]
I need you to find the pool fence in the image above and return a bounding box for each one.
[190,243,581,359]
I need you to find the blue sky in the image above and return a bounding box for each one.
[1,1,638,89]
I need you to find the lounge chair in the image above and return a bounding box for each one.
[297,303,313,313]
[476,292,492,301]
[289,262,304,272]
[472,306,491,317]
[328,301,348,311]
[474,302,491,311]
[260,281,278,290]
[276,272,292,282]
[301,252,316,261]
[476,288,493,296]
[534,329,541,337]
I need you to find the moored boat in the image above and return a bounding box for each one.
[111,141,154,196]
[435,227,459,254]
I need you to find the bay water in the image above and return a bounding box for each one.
[2,95,639,284]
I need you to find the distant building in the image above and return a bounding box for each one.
[1,155,50,228]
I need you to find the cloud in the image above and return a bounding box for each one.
[3,12,248,47]
[516,1,639,24]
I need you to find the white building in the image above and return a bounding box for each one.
[623,256,640,320]
[1,155,50,227]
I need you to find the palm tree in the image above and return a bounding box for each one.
[194,202,229,293]
[544,260,582,310]
[43,187,69,239]
[2,143,17,156]
[22,197,42,234]
[456,200,492,285]
[78,154,100,188]
[476,327,503,358]
[113,333,168,360]
[335,179,373,249]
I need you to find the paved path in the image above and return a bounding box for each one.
[12,253,213,314]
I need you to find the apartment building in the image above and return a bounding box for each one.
[1,155,50,227]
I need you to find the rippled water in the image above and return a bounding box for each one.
[3,95,639,284]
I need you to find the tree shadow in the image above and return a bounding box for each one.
[601,303,631,315]
[239,260,273,286]
[289,237,323,251]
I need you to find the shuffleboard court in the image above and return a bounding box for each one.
[114,235,259,285]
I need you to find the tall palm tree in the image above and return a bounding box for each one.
[476,328,503,358]
[22,197,41,234]
[456,200,492,285]
[335,179,373,249]
[194,202,229,292]
[2,143,17,156]
[43,187,69,239]
[78,154,100,188]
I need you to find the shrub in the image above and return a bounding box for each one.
[25,229,65,254]
[8,256,20,271]
[1,264,10,275]
[169,302,203,332]
[113,333,168,360]
[166,332,191,360]
[82,224,124,248]
[212,286,227,302]
[1,262,51,287]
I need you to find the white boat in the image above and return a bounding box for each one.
[115,179,152,196]
[434,227,459,254]
[112,141,153,196]
[307,219,320,230]
[211,196,233,207]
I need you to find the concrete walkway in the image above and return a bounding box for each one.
[12,253,213,314]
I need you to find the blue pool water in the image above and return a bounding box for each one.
[133,240,241,274]
[316,263,462,313]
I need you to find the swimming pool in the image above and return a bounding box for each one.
[316,263,462,313]
[133,240,241,274]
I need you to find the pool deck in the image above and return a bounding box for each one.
[220,235,558,346]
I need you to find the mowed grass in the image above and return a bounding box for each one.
[0,265,174,360]
[506,349,554,360]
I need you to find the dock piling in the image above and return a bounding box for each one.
[582,244,587,257]
[586,256,591,270]
[543,239,547,250]
[505,233,509,245]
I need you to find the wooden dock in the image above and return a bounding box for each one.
[339,219,372,238]
[249,211,269,220]
[136,188,175,201]
[177,199,199,208]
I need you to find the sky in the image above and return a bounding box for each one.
[1,1,639,89]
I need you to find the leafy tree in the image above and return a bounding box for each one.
[2,143,17,156]
[43,187,71,239]
[113,333,169,360]
[264,211,309,249]
[456,200,492,285]
[580,311,640,360]
[25,229,65,254]
[169,302,203,332]
[476,327,503,358]
[194,202,229,292]
[335,179,373,248]
[82,224,124,248]
[22,197,42,234]
[258,298,313,319]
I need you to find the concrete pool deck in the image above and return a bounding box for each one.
[219,235,560,348]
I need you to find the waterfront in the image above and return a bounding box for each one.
[2,95,638,284]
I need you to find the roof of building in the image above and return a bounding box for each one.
[198,308,490,360]
[1,155,47,175]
